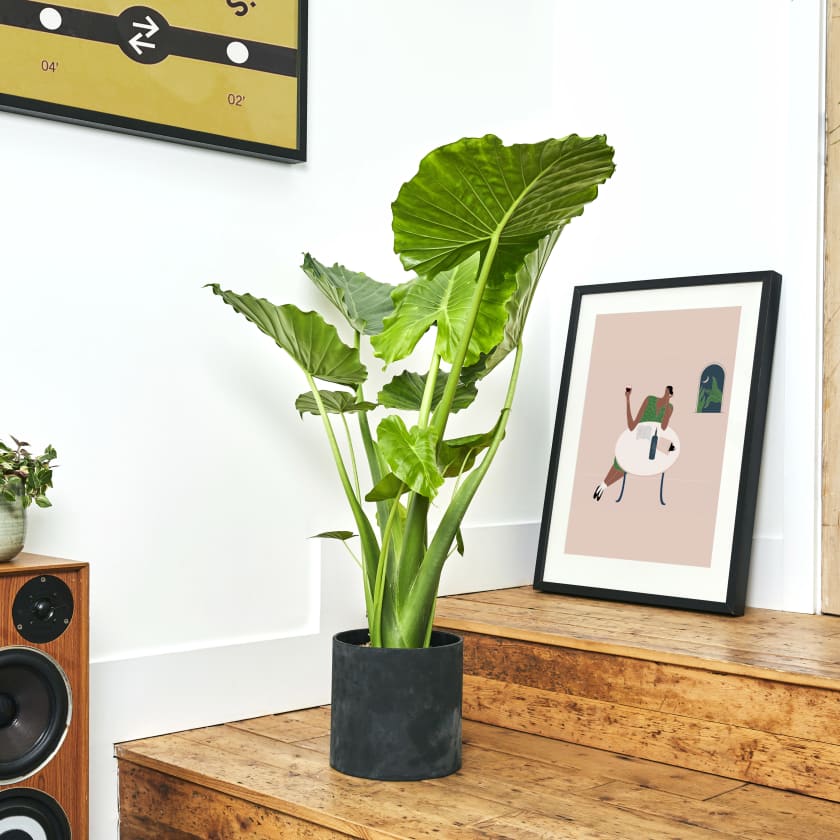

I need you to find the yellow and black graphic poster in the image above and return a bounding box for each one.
[0,0,307,161]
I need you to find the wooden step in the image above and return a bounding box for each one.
[433,586,840,802]
[116,706,840,839]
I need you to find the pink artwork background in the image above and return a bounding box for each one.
[563,306,741,567]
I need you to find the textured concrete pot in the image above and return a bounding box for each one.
[0,495,25,563]
[330,629,463,781]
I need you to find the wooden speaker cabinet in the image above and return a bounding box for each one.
[0,554,88,839]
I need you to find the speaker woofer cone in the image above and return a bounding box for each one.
[0,649,71,784]
[0,789,71,839]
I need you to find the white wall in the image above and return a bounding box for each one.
[546,0,824,612]
[0,1,824,837]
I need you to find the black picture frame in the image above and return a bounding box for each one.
[0,0,307,162]
[534,271,781,615]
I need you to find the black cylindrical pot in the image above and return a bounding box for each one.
[330,629,463,781]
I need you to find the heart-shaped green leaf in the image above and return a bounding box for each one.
[310,531,357,541]
[365,472,409,502]
[207,285,367,387]
[301,254,395,336]
[371,253,514,365]
[378,370,477,414]
[437,423,502,478]
[392,134,615,280]
[295,390,377,418]
[376,416,443,499]
[463,229,561,383]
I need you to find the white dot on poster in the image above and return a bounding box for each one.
[40,7,63,30]
[226,42,249,65]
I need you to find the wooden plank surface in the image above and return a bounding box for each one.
[460,632,840,744]
[824,0,840,613]
[590,782,840,840]
[462,673,840,801]
[117,707,840,840]
[434,587,840,687]
[119,763,350,839]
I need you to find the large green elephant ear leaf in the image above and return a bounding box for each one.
[295,391,377,418]
[207,285,367,387]
[392,134,615,279]
[301,254,395,336]
[376,416,443,499]
[462,229,561,383]
[378,370,477,413]
[438,421,502,478]
[371,252,514,365]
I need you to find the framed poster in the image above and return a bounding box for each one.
[534,271,781,615]
[0,0,307,162]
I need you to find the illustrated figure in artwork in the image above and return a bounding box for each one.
[593,385,680,502]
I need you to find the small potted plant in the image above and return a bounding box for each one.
[209,133,615,780]
[0,437,58,562]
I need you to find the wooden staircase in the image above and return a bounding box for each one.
[116,587,840,838]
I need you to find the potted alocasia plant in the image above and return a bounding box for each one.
[0,437,58,562]
[209,133,615,780]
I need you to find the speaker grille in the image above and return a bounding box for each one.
[0,789,70,840]
[0,649,71,784]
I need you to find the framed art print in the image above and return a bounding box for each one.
[0,0,307,161]
[534,271,781,615]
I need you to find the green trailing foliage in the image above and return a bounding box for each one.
[209,133,615,648]
[0,436,58,509]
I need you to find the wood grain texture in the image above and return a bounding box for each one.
[119,763,351,839]
[824,0,840,613]
[117,707,840,840]
[434,590,840,801]
[461,632,840,744]
[461,719,743,800]
[6,552,88,574]
[117,725,515,840]
[435,587,840,687]
[462,673,840,801]
[0,558,88,838]
[589,781,840,840]
[469,805,741,840]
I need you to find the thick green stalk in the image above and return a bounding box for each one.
[370,483,405,646]
[353,334,402,644]
[391,349,440,623]
[354,332,388,490]
[305,373,379,619]
[418,352,441,429]
[431,233,501,442]
[340,413,361,502]
[400,343,525,646]
[394,492,429,604]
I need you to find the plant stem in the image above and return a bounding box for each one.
[352,334,403,646]
[370,482,405,646]
[305,373,379,619]
[401,342,525,646]
[396,492,429,605]
[341,540,363,571]
[418,352,441,429]
[340,413,361,502]
[431,234,501,442]
[422,598,437,647]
